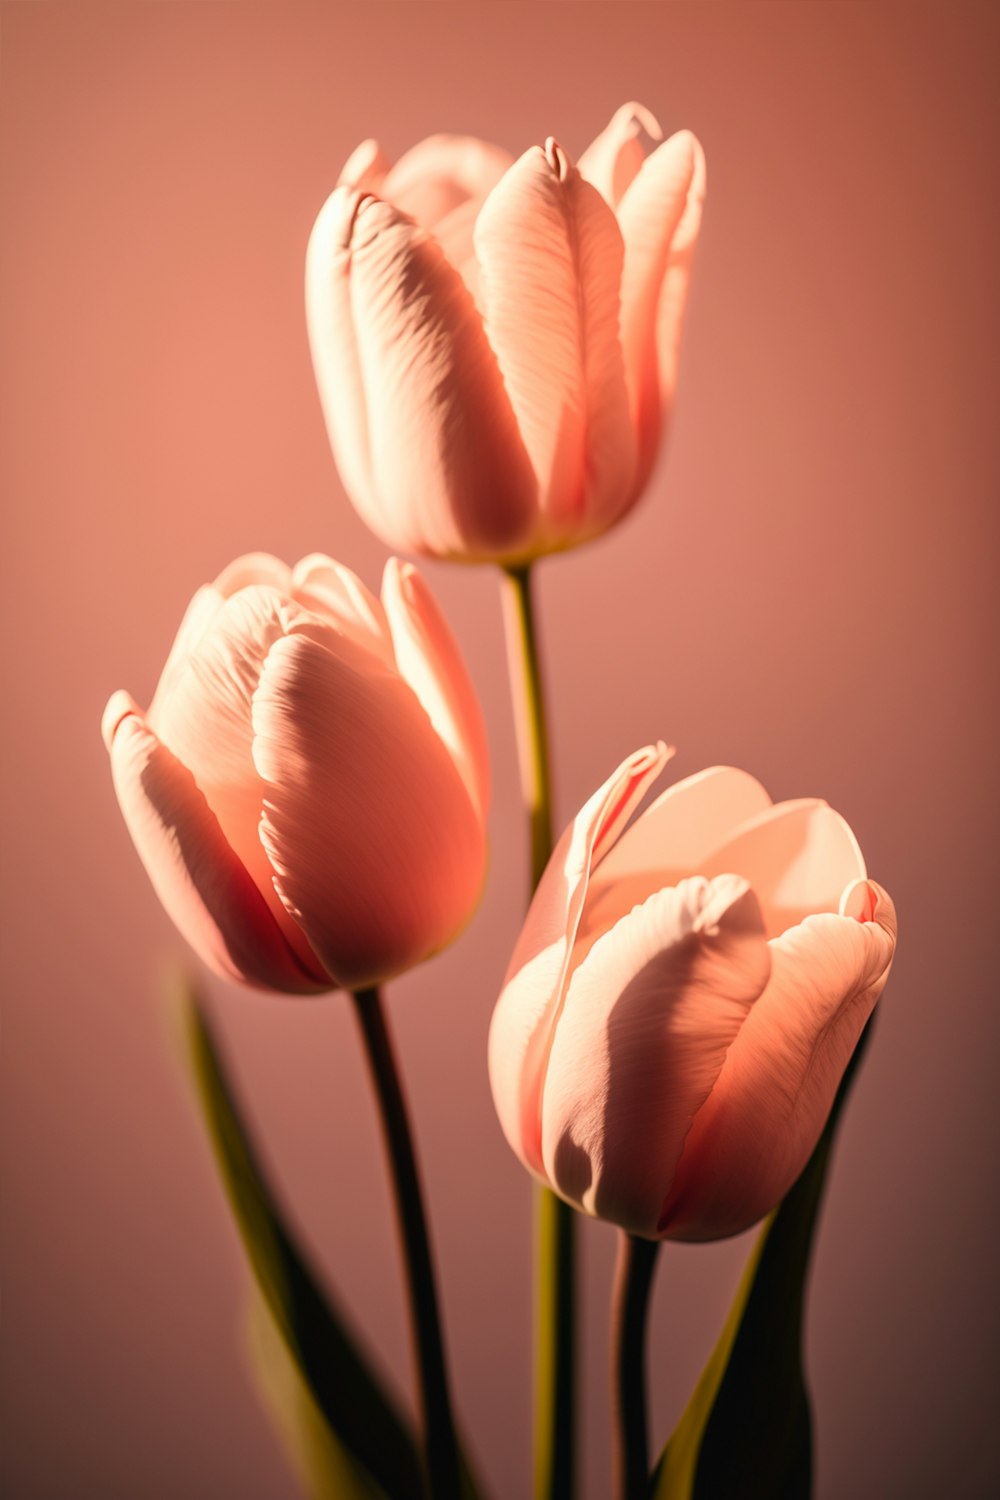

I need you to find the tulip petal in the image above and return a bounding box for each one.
[149,585,328,976]
[474,141,637,540]
[291,553,394,667]
[150,556,293,722]
[382,133,512,231]
[106,697,327,993]
[578,101,663,208]
[660,881,897,1240]
[488,744,670,1175]
[701,799,867,937]
[583,766,774,950]
[306,187,537,560]
[150,585,288,823]
[305,190,378,528]
[540,876,770,1236]
[251,630,485,989]
[381,559,490,823]
[338,137,390,194]
[381,135,511,305]
[653,134,706,428]
[147,584,226,725]
[213,553,294,599]
[427,198,482,301]
[617,130,706,492]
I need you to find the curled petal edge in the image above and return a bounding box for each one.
[488,742,672,1176]
[381,558,490,823]
[105,693,328,995]
[659,880,897,1241]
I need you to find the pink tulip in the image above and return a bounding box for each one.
[306,103,706,563]
[103,554,489,994]
[488,745,897,1241]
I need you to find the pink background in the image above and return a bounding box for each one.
[2,3,997,1497]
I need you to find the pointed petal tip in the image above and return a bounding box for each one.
[841,878,896,939]
[670,129,708,234]
[841,877,876,923]
[309,184,380,257]
[211,553,290,599]
[337,137,391,191]
[618,101,663,143]
[381,554,418,598]
[543,136,572,180]
[102,689,142,751]
[633,739,674,781]
[630,740,673,775]
[593,741,674,857]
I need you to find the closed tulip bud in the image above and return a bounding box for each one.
[103,554,489,993]
[306,103,705,564]
[488,746,897,1241]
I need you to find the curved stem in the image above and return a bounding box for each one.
[611,1233,660,1500]
[501,563,575,1500]
[351,986,462,1500]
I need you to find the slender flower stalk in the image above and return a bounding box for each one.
[611,1233,660,1500]
[351,986,462,1500]
[501,565,554,891]
[501,564,575,1500]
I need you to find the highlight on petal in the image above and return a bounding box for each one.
[147,554,297,736]
[305,188,379,531]
[306,186,537,560]
[654,132,706,432]
[291,553,393,666]
[148,586,328,977]
[700,799,867,937]
[212,553,294,600]
[578,101,662,208]
[583,766,774,948]
[474,140,636,541]
[147,585,225,725]
[616,129,706,493]
[660,882,897,1240]
[541,876,770,1236]
[251,630,485,990]
[106,701,327,993]
[381,559,490,822]
[382,133,513,232]
[488,743,669,1174]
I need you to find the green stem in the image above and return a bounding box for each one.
[610,1233,659,1500]
[502,564,555,893]
[535,1183,576,1500]
[351,986,462,1500]
[501,563,575,1500]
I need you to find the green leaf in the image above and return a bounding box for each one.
[182,991,424,1500]
[651,1020,875,1500]
[245,1288,386,1500]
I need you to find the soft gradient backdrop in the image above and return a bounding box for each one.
[2,3,997,1497]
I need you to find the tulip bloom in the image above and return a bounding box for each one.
[306,103,705,563]
[103,554,489,994]
[488,745,897,1241]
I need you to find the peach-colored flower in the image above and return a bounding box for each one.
[488,745,897,1241]
[103,554,489,994]
[306,103,705,564]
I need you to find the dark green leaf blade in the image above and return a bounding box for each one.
[246,1287,386,1499]
[182,990,425,1500]
[652,1021,875,1500]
